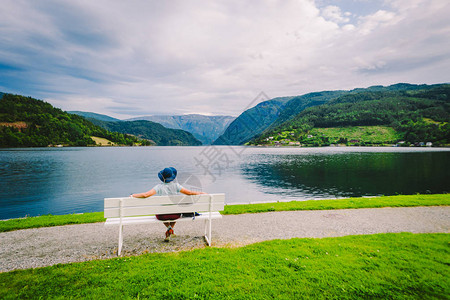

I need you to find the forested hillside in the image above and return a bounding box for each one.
[250,85,450,146]
[0,94,143,147]
[266,91,347,130]
[87,119,202,146]
[215,83,448,146]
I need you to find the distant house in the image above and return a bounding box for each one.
[426,142,433,147]
[268,136,274,140]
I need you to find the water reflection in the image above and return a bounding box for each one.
[241,152,450,198]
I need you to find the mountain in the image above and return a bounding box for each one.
[213,97,294,145]
[68,111,120,122]
[268,83,435,132]
[126,114,235,145]
[351,83,431,93]
[266,91,347,130]
[0,94,144,147]
[250,84,450,146]
[87,119,202,146]
[214,83,450,145]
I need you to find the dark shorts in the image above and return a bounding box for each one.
[156,214,181,221]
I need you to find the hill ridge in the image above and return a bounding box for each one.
[0,94,201,147]
[215,83,449,146]
[250,84,450,147]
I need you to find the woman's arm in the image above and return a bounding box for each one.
[131,189,156,198]
[180,188,206,195]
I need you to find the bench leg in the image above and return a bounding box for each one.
[118,224,123,256]
[208,218,212,246]
[204,219,212,246]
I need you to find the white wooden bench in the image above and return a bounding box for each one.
[104,193,225,255]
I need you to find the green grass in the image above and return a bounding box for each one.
[310,126,402,144]
[0,233,448,299]
[423,117,447,125]
[223,194,450,215]
[0,212,105,233]
[1,194,449,233]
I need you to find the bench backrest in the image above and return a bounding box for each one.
[104,193,225,218]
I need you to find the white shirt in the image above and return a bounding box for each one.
[152,182,184,196]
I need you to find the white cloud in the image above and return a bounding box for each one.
[358,9,399,35]
[322,5,351,24]
[0,0,449,118]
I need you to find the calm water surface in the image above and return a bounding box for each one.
[0,146,449,219]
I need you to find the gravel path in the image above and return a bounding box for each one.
[1,206,449,272]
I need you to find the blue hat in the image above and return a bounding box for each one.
[158,167,177,183]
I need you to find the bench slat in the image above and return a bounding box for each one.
[104,193,225,208]
[104,212,222,226]
[104,202,225,218]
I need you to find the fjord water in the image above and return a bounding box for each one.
[0,146,449,220]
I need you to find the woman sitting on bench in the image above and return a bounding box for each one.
[131,167,205,241]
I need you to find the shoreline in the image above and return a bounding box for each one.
[2,144,450,149]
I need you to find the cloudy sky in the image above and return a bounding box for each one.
[1,0,449,118]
